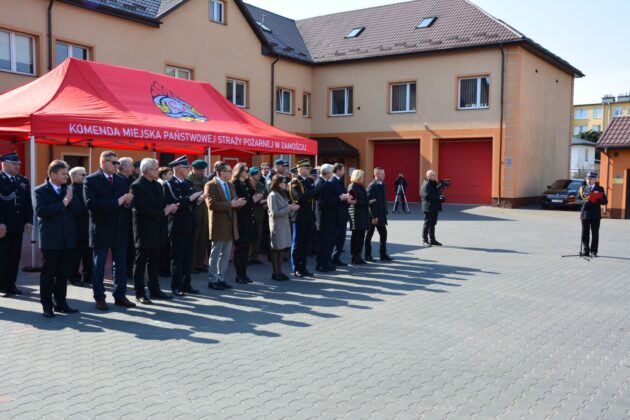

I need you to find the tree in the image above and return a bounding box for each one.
[578,130,602,143]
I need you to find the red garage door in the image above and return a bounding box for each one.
[374,141,420,201]
[438,139,492,205]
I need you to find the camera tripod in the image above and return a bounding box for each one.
[392,184,410,213]
[561,236,591,261]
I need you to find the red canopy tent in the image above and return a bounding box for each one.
[0,58,317,155]
[0,58,317,269]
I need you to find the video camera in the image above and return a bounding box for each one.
[437,178,451,189]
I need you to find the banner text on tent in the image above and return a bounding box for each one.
[68,123,308,152]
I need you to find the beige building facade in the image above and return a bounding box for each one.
[0,0,582,205]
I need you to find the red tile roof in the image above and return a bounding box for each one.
[597,117,630,149]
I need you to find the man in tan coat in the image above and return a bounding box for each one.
[205,162,246,290]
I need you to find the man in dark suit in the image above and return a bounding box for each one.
[579,172,608,257]
[34,160,78,318]
[84,151,136,310]
[315,163,352,272]
[0,152,33,297]
[421,170,444,247]
[365,167,393,262]
[67,166,92,287]
[118,157,136,279]
[331,163,354,266]
[164,156,206,296]
[131,158,179,304]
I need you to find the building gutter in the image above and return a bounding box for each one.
[497,45,505,207]
[47,0,54,71]
[270,57,280,126]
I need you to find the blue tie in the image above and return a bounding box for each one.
[223,183,231,201]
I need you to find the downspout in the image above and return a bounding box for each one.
[497,45,506,207]
[604,147,610,214]
[270,57,279,126]
[47,0,54,71]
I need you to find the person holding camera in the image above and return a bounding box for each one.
[421,170,443,247]
[578,171,607,257]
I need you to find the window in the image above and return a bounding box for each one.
[226,79,247,108]
[627,107,630,116]
[345,27,365,38]
[165,65,192,80]
[584,149,589,162]
[390,82,416,113]
[458,76,489,109]
[210,0,225,23]
[330,87,353,116]
[55,41,88,66]
[574,109,588,119]
[573,125,587,135]
[0,30,35,75]
[593,108,603,118]
[302,93,311,117]
[613,107,623,117]
[417,17,437,28]
[275,88,293,114]
[592,125,602,132]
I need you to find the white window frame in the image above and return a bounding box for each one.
[165,65,192,80]
[573,125,587,136]
[457,76,490,110]
[574,109,588,119]
[330,87,353,116]
[593,108,603,119]
[0,30,36,76]
[302,93,311,118]
[390,82,416,113]
[227,78,247,108]
[276,88,293,115]
[55,41,89,65]
[613,107,623,117]
[210,0,225,24]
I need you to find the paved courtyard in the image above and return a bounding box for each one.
[0,204,629,419]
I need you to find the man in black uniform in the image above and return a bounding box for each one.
[579,171,608,257]
[289,159,318,277]
[0,152,33,297]
[421,170,443,247]
[164,156,206,296]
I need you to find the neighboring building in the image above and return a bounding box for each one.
[570,137,598,178]
[0,0,582,206]
[572,94,630,137]
[597,116,630,219]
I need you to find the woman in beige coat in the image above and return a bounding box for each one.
[267,175,299,281]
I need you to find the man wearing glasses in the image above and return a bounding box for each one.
[0,152,33,297]
[84,151,135,310]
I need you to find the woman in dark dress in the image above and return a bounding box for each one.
[231,163,264,283]
[347,169,370,265]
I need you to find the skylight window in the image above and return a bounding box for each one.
[345,27,365,38]
[417,17,437,28]
[256,20,272,33]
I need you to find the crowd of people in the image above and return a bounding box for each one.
[0,151,397,318]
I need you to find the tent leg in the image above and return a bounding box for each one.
[206,147,212,177]
[23,135,41,272]
[89,145,93,173]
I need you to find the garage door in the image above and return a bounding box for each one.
[438,139,492,205]
[374,141,420,201]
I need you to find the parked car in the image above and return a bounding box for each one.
[541,179,585,209]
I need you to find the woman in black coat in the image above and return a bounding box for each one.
[231,163,264,283]
[348,169,371,265]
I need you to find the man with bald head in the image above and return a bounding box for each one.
[421,170,443,246]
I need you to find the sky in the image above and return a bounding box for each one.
[245,0,629,105]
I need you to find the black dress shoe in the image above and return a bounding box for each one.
[172,289,185,296]
[8,287,23,295]
[43,308,55,318]
[365,256,375,262]
[302,269,314,277]
[136,296,153,305]
[279,273,290,281]
[591,252,598,258]
[54,305,79,313]
[272,274,288,281]
[430,240,442,246]
[150,290,173,300]
[293,271,305,278]
[0,290,10,298]
[182,287,200,294]
[208,282,224,290]
[218,281,232,289]
[69,279,82,287]
[316,265,330,273]
[235,276,249,284]
[380,255,394,261]
[332,258,348,266]
[423,240,432,247]
[324,264,337,271]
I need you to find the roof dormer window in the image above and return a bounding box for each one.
[345,27,365,38]
[417,17,437,28]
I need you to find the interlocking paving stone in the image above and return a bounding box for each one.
[0,204,629,418]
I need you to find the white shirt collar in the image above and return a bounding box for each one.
[48,180,62,193]
[217,178,228,187]
[173,175,186,183]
